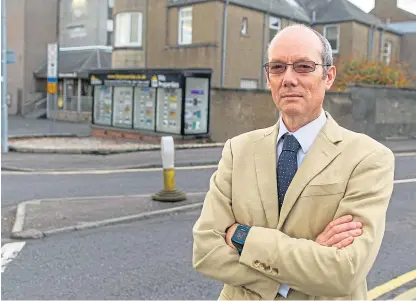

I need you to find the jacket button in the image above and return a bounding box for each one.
[253,260,260,267]
[265,266,273,273]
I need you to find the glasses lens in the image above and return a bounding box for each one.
[294,61,315,73]
[268,62,286,74]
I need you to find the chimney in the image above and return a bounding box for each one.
[374,0,398,9]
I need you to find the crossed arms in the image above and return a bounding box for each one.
[192,139,395,299]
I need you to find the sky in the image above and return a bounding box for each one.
[348,0,416,14]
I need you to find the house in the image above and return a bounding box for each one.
[112,0,409,91]
[5,0,114,117]
[298,0,402,67]
[370,0,416,81]
[112,0,311,89]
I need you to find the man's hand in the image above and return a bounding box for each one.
[225,223,239,249]
[316,215,363,249]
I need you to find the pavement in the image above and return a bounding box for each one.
[10,193,206,240]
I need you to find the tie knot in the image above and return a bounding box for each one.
[282,134,301,152]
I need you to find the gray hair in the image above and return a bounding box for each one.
[266,24,333,78]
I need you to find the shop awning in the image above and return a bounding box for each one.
[34,47,112,79]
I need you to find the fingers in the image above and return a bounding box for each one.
[333,236,355,249]
[325,228,362,247]
[322,217,362,241]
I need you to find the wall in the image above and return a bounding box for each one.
[6,0,25,115]
[348,85,416,139]
[208,85,416,142]
[24,0,59,113]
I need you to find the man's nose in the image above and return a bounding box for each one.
[282,66,298,87]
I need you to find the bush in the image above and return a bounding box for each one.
[334,58,414,91]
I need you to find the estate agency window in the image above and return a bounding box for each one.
[115,12,143,47]
[323,25,340,54]
[178,6,192,45]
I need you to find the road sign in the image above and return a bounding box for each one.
[47,43,58,94]
[6,50,16,64]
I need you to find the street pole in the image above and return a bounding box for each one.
[1,0,9,153]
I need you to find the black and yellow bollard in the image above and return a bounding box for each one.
[152,136,187,202]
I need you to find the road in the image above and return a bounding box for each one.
[2,180,416,300]
[1,154,416,299]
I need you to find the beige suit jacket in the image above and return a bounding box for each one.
[192,112,395,300]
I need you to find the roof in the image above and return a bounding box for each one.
[388,21,416,34]
[168,0,311,23]
[34,48,112,79]
[298,0,402,34]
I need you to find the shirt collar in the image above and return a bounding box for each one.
[277,110,327,153]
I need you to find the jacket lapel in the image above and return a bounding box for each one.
[254,122,280,229]
[277,113,344,229]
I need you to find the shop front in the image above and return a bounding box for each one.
[89,68,212,141]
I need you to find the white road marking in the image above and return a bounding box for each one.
[1,241,26,273]
[394,178,416,184]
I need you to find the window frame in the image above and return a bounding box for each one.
[241,17,248,36]
[178,6,193,45]
[382,40,392,65]
[323,24,340,54]
[269,16,281,42]
[115,12,143,48]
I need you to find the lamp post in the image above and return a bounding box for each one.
[1,0,9,153]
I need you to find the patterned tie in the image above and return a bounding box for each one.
[277,134,301,209]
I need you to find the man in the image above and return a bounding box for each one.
[192,24,395,300]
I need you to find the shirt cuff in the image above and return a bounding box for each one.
[279,283,290,298]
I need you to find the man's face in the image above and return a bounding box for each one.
[266,27,336,119]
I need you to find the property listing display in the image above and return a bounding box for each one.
[133,87,156,131]
[155,87,183,134]
[112,87,133,128]
[93,86,112,125]
[184,77,209,134]
[89,69,212,137]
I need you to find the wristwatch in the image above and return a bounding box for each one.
[231,224,251,255]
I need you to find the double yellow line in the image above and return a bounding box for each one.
[368,269,416,300]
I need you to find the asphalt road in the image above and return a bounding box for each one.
[2,154,416,207]
[2,178,416,300]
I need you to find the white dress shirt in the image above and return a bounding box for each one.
[276,109,327,297]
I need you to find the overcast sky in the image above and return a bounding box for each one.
[348,0,416,14]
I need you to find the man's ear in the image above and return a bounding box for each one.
[265,70,271,90]
[325,65,336,91]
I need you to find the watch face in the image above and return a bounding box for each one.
[234,229,245,240]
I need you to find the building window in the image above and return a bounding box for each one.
[382,40,392,65]
[178,6,192,45]
[240,79,258,89]
[241,17,248,35]
[269,16,280,42]
[323,25,340,54]
[115,12,143,47]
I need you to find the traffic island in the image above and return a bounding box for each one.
[10,193,206,239]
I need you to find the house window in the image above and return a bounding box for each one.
[178,6,192,45]
[323,25,340,53]
[115,12,143,47]
[269,16,280,42]
[241,17,248,35]
[383,40,392,65]
[240,79,258,89]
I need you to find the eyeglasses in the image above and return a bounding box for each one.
[263,61,331,74]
